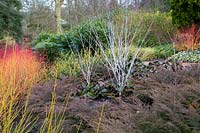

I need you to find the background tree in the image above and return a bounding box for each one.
[22,0,55,38]
[54,0,64,33]
[170,0,200,27]
[0,0,23,40]
[20,0,173,39]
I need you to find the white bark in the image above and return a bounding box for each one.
[91,14,153,95]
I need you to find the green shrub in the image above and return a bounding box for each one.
[154,44,175,59]
[30,32,53,47]
[66,19,108,51]
[0,0,23,41]
[51,51,103,78]
[141,12,176,47]
[138,47,157,61]
[170,0,200,27]
[32,11,176,62]
[32,19,108,62]
[33,41,65,63]
[170,50,200,63]
[130,44,174,61]
[113,11,176,47]
[51,52,81,77]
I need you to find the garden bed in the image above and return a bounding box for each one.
[27,64,200,133]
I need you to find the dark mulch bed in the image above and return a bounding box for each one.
[28,64,200,133]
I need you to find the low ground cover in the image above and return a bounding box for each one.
[170,50,200,63]
[28,64,200,133]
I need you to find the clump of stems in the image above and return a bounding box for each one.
[92,14,153,96]
[76,32,99,87]
[0,41,44,132]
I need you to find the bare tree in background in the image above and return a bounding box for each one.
[21,0,55,37]
[22,0,145,37]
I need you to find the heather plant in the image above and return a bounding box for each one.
[134,68,200,132]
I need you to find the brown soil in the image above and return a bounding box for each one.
[28,65,200,133]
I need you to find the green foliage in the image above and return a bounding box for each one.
[33,41,64,63]
[140,12,175,47]
[170,50,200,63]
[31,32,53,46]
[50,51,103,78]
[138,47,157,60]
[114,11,176,47]
[78,82,118,99]
[32,19,107,62]
[0,0,23,40]
[154,44,175,58]
[53,52,81,77]
[66,19,108,51]
[131,44,174,61]
[170,0,200,27]
[142,12,175,47]
[32,12,176,62]
[32,32,66,62]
